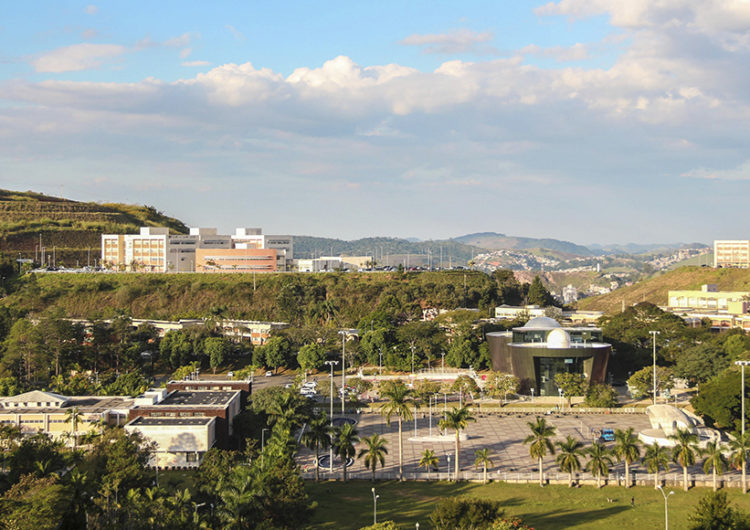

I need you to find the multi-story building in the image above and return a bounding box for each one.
[668,284,750,313]
[715,240,750,268]
[102,226,292,273]
[0,391,134,443]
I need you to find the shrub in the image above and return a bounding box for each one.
[430,497,504,530]
[585,384,619,408]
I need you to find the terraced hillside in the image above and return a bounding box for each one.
[0,189,188,266]
[577,266,750,314]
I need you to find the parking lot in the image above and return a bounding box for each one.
[298,411,658,477]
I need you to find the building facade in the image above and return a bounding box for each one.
[487,317,610,396]
[715,240,750,268]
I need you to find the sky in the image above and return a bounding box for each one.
[2,1,750,245]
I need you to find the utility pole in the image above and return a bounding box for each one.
[649,330,660,405]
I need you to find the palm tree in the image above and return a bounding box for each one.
[418,449,439,480]
[670,427,699,492]
[612,428,641,488]
[474,448,494,484]
[65,406,82,450]
[555,435,584,487]
[358,434,388,482]
[643,442,671,489]
[729,431,750,494]
[333,422,360,482]
[523,417,557,487]
[217,466,256,529]
[585,442,613,488]
[439,404,475,480]
[302,413,331,482]
[379,381,414,481]
[701,440,728,492]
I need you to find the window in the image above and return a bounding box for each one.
[186,453,198,463]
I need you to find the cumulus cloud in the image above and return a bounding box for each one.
[519,43,589,61]
[31,43,126,73]
[400,29,497,54]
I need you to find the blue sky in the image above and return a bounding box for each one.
[2,1,750,244]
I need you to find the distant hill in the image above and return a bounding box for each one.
[453,232,594,256]
[0,189,188,266]
[292,236,483,265]
[588,242,709,255]
[577,266,750,314]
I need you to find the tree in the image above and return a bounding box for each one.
[301,413,331,482]
[264,336,292,373]
[332,422,359,482]
[430,498,504,530]
[553,373,586,407]
[451,375,480,402]
[627,365,674,401]
[671,427,699,492]
[204,337,228,374]
[378,381,413,481]
[439,405,475,480]
[702,440,728,492]
[612,428,640,487]
[643,442,671,489]
[692,369,745,431]
[730,431,750,494]
[585,383,619,408]
[474,448,494,484]
[297,343,327,374]
[585,442,613,488]
[216,465,256,529]
[523,417,556,487]
[688,491,750,530]
[555,435,584,487]
[485,372,520,403]
[358,434,388,482]
[419,449,439,480]
[527,276,554,306]
[64,406,82,450]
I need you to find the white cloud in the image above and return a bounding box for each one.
[682,161,750,181]
[179,48,192,59]
[31,43,126,73]
[400,29,496,54]
[519,43,589,61]
[164,33,194,48]
[84,5,98,15]
[225,25,245,42]
[81,29,98,40]
[181,60,211,67]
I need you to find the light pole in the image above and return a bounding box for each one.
[447,455,452,481]
[371,488,379,525]
[410,344,415,375]
[531,388,534,402]
[737,361,750,437]
[657,485,674,530]
[558,388,564,411]
[325,360,339,471]
[441,352,445,373]
[339,329,358,414]
[379,347,383,376]
[649,330,660,405]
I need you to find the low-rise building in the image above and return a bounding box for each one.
[668,284,749,314]
[715,240,750,268]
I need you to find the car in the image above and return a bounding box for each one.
[302,381,318,389]
[227,371,234,378]
[600,428,615,442]
[265,371,273,377]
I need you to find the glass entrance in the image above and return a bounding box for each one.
[534,356,584,396]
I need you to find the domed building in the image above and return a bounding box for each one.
[487,317,611,396]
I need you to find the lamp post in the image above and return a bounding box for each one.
[558,388,564,411]
[441,351,445,373]
[736,361,750,437]
[657,485,674,530]
[371,488,379,525]
[410,344,416,375]
[649,330,660,405]
[379,347,383,376]
[447,455,452,481]
[339,329,358,414]
[531,388,535,403]
[325,360,339,471]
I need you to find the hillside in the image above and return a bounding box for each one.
[0,189,188,266]
[576,266,750,314]
[293,235,484,265]
[453,232,594,256]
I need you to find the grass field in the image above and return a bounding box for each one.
[305,480,750,529]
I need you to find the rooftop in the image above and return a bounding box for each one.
[157,391,239,407]
[128,416,214,427]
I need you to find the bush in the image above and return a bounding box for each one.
[430,497,504,530]
[359,522,398,530]
[688,491,750,530]
[585,384,619,408]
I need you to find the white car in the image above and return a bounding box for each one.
[302,381,318,389]
[265,371,273,377]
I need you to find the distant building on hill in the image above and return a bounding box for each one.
[714,240,750,268]
[101,226,293,273]
[665,283,750,331]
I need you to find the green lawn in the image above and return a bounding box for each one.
[306,480,750,529]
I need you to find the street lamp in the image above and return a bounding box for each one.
[736,361,750,437]
[325,360,339,471]
[379,347,383,376]
[531,388,535,402]
[558,388,564,411]
[371,488,379,525]
[649,330,660,405]
[447,455,452,481]
[657,485,674,530]
[441,351,445,373]
[338,329,358,414]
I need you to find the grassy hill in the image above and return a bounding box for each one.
[453,231,594,256]
[0,189,188,266]
[577,266,750,313]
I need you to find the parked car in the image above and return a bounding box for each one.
[265,371,273,377]
[302,381,318,389]
[227,371,234,378]
[600,428,615,442]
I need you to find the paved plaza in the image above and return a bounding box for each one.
[298,411,658,479]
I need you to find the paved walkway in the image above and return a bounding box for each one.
[298,411,656,477]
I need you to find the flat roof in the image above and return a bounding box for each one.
[128,416,214,426]
[0,396,134,414]
[158,391,238,407]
